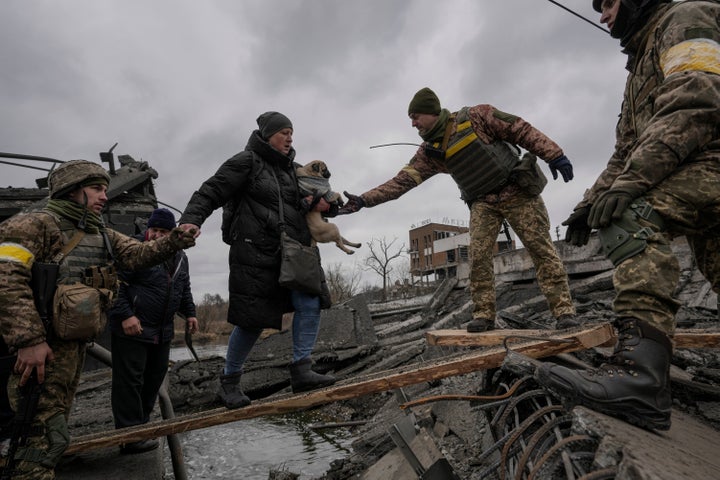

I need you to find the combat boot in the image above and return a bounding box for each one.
[289,358,336,393]
[536,317,672,431]
[217,371,251,409]
[556,314,580,330]
[467,318,494,333]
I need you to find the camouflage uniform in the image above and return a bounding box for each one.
[0,211,184,479]
[576,1,720,333]
[361,104,575,321]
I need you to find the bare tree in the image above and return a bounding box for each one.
[364,237,406,301]
[193,293,229,334]
[324,261,362,304]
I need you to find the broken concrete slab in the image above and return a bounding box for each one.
[245,302,379,366]
[360,428,448,480]
[572,407,720,480]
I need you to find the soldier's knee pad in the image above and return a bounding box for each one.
[39,413,69,468]
[598,198,664,266]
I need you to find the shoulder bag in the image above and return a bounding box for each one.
[270,169,324,295]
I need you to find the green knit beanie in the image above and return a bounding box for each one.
[408,87,441,115]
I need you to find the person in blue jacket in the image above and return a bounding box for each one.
[109,208,198,454]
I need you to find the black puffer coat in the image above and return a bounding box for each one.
[108,233,196,344]
[179,130,312,330]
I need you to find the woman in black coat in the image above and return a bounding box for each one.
[178,112,335,408]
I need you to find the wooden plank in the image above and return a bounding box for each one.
[670,330,720,349]
[66,323,615,454]
[426,327,720,349]
[426,324,616,348]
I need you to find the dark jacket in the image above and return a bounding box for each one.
[109,233,196,344]
[179,130,311,330]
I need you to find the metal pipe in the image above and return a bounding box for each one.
[0,160,54,172]
[158,375,188,480]
[85,343,189,480]
[0,152,63,163]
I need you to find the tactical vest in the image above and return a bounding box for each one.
[432,107,520,203]
[54,216,116,290]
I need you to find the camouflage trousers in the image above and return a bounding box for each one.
[610,162,720,334]
[469,193,575,321]
[3,340,85,479]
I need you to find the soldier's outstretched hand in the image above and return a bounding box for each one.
[336,191,366,215]
[548,155,574,182]
[170,227,197,249]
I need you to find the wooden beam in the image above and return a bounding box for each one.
[669,330,720,349]
[66,323,615,455]
[426,327,720,349]
[426,325,616,348]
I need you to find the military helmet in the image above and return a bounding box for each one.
[48,160,111,199]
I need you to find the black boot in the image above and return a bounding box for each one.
[120,438,159,455]
[467,318,494,333]
[556,314,580,330]
[536,317,672,430]
[289,358,336,393]
[217,371,251,409]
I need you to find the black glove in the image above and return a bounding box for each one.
[562,206,591,246]
[336,191,366,215]
[548,155,574,182]
[169,227,196,249]
[324,202,340,218]
[588,190,634,229]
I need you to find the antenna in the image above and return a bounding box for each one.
[369,143,422,150]
[547,0,609,34]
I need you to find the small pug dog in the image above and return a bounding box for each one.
[295,160,362,255]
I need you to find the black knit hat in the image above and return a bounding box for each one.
[257,111,293,140]
[147,208,176,230]
[408,87,441,115]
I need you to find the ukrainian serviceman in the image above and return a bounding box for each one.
[0,160,195,479]
[537,0,720,431]
[338,88,577,332]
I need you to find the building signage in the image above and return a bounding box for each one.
[410,217,468,229]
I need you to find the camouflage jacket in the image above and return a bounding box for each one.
[0,210,182,351]
[361,104,563,207]
[578,1,720,208]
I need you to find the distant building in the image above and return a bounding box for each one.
[408,220,516,285]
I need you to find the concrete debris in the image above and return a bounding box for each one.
[58,236,719,479]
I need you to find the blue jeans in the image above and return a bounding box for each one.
[224,290,321,375]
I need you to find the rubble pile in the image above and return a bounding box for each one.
[66,236,720,479]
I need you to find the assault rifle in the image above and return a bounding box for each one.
[0,370,43,480]
[31,261,59,336]
[0,261,58,477]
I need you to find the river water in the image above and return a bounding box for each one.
[163,346,354,479]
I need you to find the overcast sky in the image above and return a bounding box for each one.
[1,1,628,300]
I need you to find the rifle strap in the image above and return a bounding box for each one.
[440,113,457,151]
[51,230,85,264]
